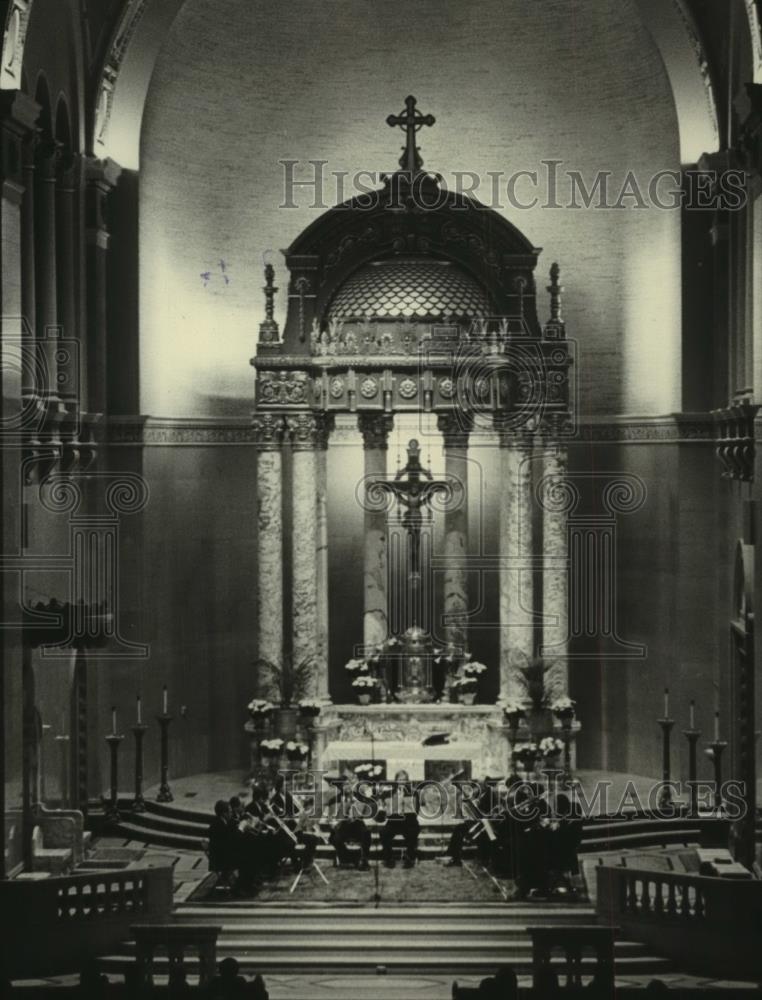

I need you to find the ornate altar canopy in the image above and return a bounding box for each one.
[250,97,575,775]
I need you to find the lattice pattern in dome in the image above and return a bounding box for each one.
[326,258,491,321]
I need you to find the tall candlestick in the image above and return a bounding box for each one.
[137,695,142,725]
[714,710,720,741]
[690,700,695,730]
[163,686,168,715]
[111,706,117,735]
[663,688,669,718]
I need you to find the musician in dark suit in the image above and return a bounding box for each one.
[328,779,372,870]
[207,799,236,882]
[378,769,420,868]
[445,779,499,867]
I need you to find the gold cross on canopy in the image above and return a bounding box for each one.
[386,95,435,174]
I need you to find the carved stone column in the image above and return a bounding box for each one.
[253,414,286,689]
[496,423,535,701]
[358,413,394,651]
[34,139,61,398]
[85,157,121,416]
[56,153,82,403]
[539,436,569,699]
[437,412,472,654]
[314,414,334,701]
[287,413,328,695]
[21,133,37,399]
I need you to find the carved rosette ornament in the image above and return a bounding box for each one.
[252,413,286,450]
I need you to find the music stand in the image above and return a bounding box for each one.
[289,844,330,894]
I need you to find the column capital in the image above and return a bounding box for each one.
[358,412,393,450]
[252,412,286,450]
[494,416,534,450]
[84,155,122,190]
[437,411,473,449]
[286,411,333,450]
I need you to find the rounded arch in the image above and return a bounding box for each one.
[94,0,722,171]
[54,95,72,150]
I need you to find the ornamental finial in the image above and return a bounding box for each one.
[544,262,565,338]
[386,95,436,175]
[259,263,279,344]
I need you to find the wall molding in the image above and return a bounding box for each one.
[105,413,716,447]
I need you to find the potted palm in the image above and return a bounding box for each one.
[255,653,315,740]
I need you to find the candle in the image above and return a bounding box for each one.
[137,695,142,725]
[111,707,117,735]
[714,710,720,741]
[663,687,669,718]
[690,700,695,730]
[163,686,168,715]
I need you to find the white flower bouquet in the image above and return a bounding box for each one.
[344,657,368,674]
[298,698,322,717]
[352,674,380,689]
[551,696,576,718]
[463,661,488,678]
[285,741,309,760]
[354,763,384,779]
[451,676,477,691]
[248,698,274,720]
[539,736,564,758]
[260,737,284,755]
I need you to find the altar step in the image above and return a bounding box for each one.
[97,902,672,977]
[108,799,727,856]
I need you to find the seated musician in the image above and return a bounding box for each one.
[445,778,500,868]
[378,769,420,869]
[328,776,371,871]
[269,775,321,870]
[207,799,237,883]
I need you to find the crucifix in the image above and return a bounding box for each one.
[386,95,436,174]
[372,439,450,634]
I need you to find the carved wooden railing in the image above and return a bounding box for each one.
[0,865,173,978]
[596,865,762,979]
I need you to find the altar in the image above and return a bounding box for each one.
[312,703,511,779]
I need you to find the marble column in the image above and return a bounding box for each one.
[287,413,327,696]
[34,139,61,398]
[358,413,394,652]
[540,436,569,699]
[314,414,334,701]
[437,412,472,655]
[253,414,286,691]
[496,424,535,701]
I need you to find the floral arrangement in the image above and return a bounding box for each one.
[260,737,284,755]
[463,661,488,678]
[539,736,564,758]
[551,696,576,718]
[344,658,369,674]
[501,697,526,716]
[285,741,309,760]
[352,674,380,689]
[451,676,477,691]
[298,698,322,717]
[354,763,384,779]
[513,742,538,765]
[248,699,274,720]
